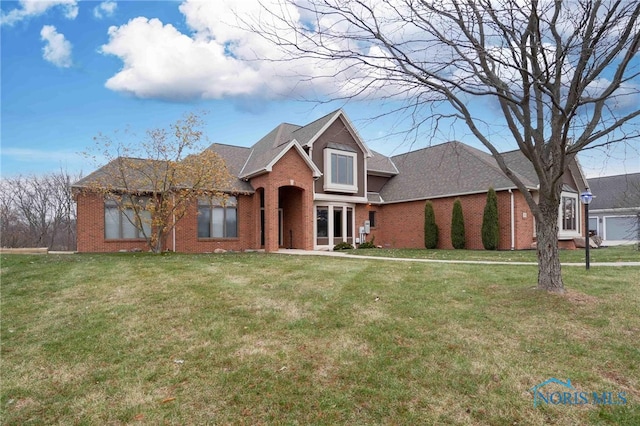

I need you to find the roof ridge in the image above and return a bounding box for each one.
[390,140,464,160]
[459,143,539,188]
[207,142,251,150]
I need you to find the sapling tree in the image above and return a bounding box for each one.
[79,113,232,253]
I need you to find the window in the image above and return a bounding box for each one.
[332,153,354,185]
[317,207,328,238]
[198,196,238,238]
[324,148,357,193]
[333,208,343,238]
[588,217,599,236]
[604,216,638,241]
[104,197,151,239]
[315,204,355,247]
[368,211,376,228]
[561,196,577,231]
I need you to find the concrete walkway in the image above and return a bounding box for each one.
[275,249,640,267]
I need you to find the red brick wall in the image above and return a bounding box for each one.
[75,146,316,253]
[174,195,255,253]
[251,147,315,252]
[76,192,161,253]
[368,190,536,250]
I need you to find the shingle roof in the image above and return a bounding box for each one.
[72,157,170,191]
[587,173,640,210]
[239,123,301,177]
[293,110,340,147]
[235,110,349,179]
[205,143,254,192]
[368,150,399,175]
[500,149,539,184]
[73,152,248,194]
[379,141,538,202]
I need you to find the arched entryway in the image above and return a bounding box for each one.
[278,186,305,249]
[258,185,308,250]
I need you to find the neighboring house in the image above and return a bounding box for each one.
[73,109,589,253]
[587,173,640,246]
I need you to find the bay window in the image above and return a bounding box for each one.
[562,196,577,231]
[324,148,357,193]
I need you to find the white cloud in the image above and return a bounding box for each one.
[1,0,78,26]
[99,0,353,101]
[101,17,264,100]
[40,25,73,68]
[93,1,117,19]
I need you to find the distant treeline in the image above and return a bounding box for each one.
[0,170,80,251]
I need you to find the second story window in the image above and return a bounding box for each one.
[331,152,354,186]
[324,148,358,193]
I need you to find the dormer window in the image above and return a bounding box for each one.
[324,147,357,193]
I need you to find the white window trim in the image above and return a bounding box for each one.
[588,215,600,237]
[314,203,356,249]
[324,148,358,193]
[558,191,581,239]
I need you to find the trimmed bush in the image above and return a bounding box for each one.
[333,242,354,251]
[358,236,376,249]
[482,187,500,250]
[424,201,439,249]
[358,241,376,249]
[451,199,466,249]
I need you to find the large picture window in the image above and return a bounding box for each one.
[198,196,238,238]
[104,197,151,239]
[324,148,357,193]
[331,152,354,186]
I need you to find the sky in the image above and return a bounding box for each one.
[1,0,639,181]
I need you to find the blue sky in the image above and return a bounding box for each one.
[1,0,638,179]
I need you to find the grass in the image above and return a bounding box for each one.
[1,252,639,425]
[346,244,640,263]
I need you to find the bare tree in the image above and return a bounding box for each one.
[0,170,80,250]
[247,0,640,292]
[78,112,233,253]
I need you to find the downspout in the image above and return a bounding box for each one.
[172,193,176,252]
[509,189,515,251]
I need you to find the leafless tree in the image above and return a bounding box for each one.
[247,0,640,292]
[0,170,80,250]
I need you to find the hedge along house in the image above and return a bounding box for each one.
[74,109,589,253]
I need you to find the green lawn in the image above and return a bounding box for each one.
[346,244,640,263]
[1,252,639,425]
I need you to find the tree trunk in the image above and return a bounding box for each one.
[536,196,564,293]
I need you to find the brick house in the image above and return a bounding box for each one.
[73,109,589,252]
